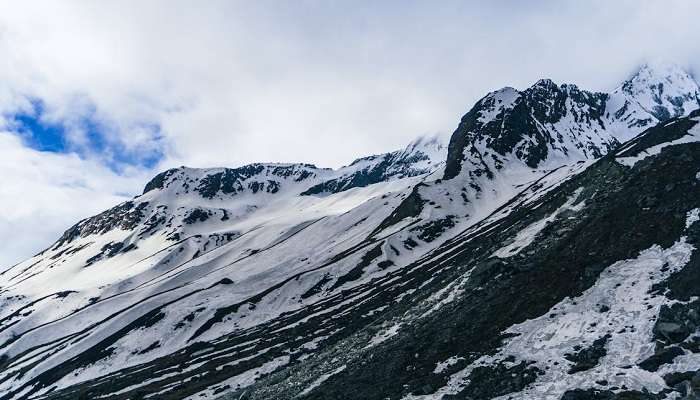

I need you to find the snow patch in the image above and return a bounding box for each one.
[410,238,695,399]
[434,356,465,374]
[686,208,700,229]
[616,124,700,167]
[492,188,584,258]
[182,355,290,400]
[297,365,347,397]
[365,323,402,348]
[478,87,521,124]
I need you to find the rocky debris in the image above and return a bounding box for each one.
[183,208,211,224]
[53,201,149,248]
[664,370,700,398]
[565,334,611,373]
[443,361,541,399]
[639,346,685,372]
[653,300,700,345]
[561,388,665,400]
[413,215,457,243]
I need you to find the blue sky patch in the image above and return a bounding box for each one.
[13,100,67,153]
[10,98,163,171]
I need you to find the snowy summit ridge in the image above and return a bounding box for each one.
[607,61,700,140]
[444,62,700,181]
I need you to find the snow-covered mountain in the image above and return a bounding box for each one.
[444,62,700,183]
[607,62,700,141]
[1,63,700,400]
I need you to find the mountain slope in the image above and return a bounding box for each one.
[231,109,700,400]
[1,64,700,400]
[0,137,449,400]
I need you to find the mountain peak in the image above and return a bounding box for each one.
[623,61,697,95]
[141,163,326,198]
[531,78,558,90]
[606,61,700,138]
[402,133,446,156]
[634,60,692,80]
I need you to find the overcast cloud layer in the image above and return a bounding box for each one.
[1,0,700,267]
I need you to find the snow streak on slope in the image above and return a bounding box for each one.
[616,116,700,167]
[527,209,698,398]
[0,133,590,399]
[491,187,585,258]
[0,176,420,394]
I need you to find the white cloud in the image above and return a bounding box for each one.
[0,1,697,169]
[0,0,699,265]
[0,132,148,268]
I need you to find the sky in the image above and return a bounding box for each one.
[1,0,700,267]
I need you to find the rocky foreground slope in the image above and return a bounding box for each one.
[0,63,700,400]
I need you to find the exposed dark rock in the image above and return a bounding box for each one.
[561,388,664,400]
[53,202,149,248]
[617,110,700,160]
[183,208,211,224]
[371,184,427,237]
[652,300,700,344]
[9,75,700,400]
[329,244,384,291]
[443,361,541,399]
[413,215,456,243]
[301,139,440,196]
[638,346,685,372]
[142,168,180,193]
[300,273,332,300]
[565,334,610,373]
[444,82,612,180]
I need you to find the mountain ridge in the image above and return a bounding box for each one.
[444,62,700,182]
